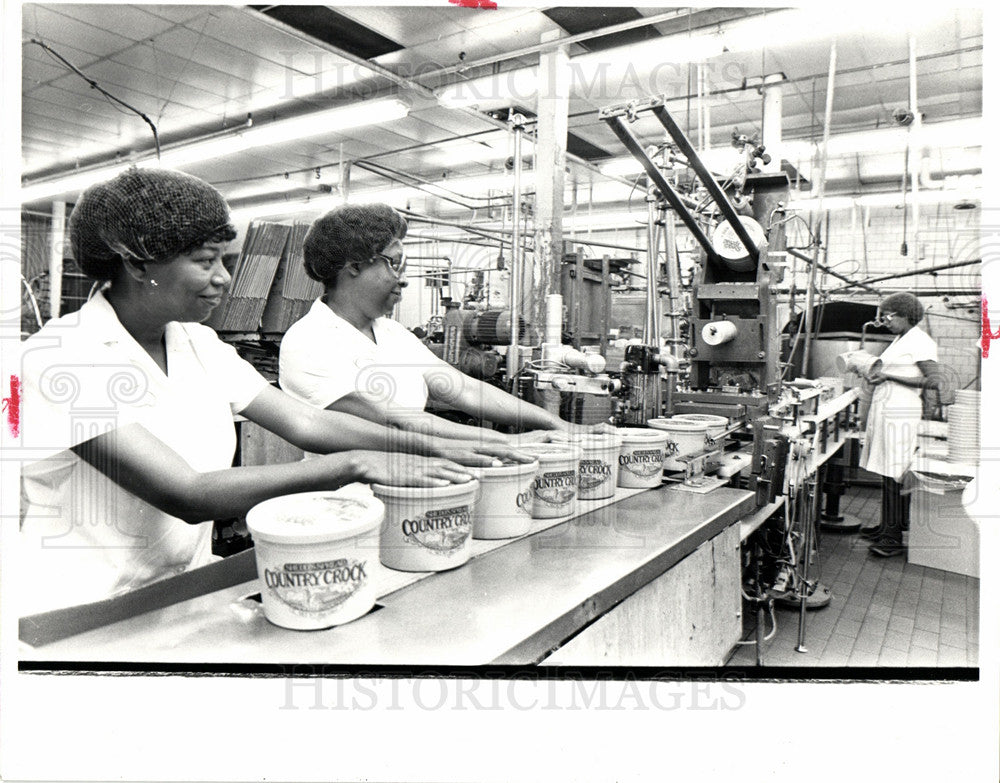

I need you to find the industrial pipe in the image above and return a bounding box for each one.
[507,115,527,383]
[801,41,838,379]
[644,188,662,347]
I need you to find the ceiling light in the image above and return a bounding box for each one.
[21,98,410,203]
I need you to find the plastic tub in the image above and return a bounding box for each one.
[245,491,385,630]
[669,413,729,450]
[646,418,712,470]
[516,443,583,519]
[835,350,882,377]
[572,432,623,500]
[373,479,479,572]
[616,428,669,487]
[469,459,539,539]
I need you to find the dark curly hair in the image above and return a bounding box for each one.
[303,203,407,286]
[879,292,924,326]
[69,167,235,281]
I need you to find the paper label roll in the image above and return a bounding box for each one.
[702,320,738,346]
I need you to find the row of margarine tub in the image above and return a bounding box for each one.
[242,424,718,630]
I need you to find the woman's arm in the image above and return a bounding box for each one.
[867,359,944,391]
[323,391,511,444]
[71,423,473,524]
[424,361,613,436]
[241,384,528,465]
[424,361,564,430]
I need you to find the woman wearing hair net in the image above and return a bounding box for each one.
[18,168,525,615]
[279,203,605,453]
[859,292,945,557]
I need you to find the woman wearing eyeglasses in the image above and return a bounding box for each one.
[18,170,524,615]
[859,292,945,557]
[279,203,595,462]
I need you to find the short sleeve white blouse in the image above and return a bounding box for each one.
[279,298,443,414]
[18,291,269,614]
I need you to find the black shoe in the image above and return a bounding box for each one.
[869,540,906,558]
[859,524,883,540]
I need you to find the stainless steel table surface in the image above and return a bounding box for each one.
[21,484,755,667]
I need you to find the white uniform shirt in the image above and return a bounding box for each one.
[860,325,938,480]
[279,298,442,415]
[18,291,269,615]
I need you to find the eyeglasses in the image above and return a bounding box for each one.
[875,311,897,325]
[371,252,406,277]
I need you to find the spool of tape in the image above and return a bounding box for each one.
[702,320,738,346]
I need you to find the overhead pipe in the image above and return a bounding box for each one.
[828,257,981,292]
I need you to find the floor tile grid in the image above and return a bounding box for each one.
[727,484,979,667]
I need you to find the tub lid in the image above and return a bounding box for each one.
[371,476,480,500]
[515,443,584,462]
[647,418,711,433]
[617,426,671,442]
[559,431,624,448]
[246,491,385,545]
[469,458,539,479]
[670,414,729,427]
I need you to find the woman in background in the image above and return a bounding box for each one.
[19,168,523,614]
[279,203,601,444]
[859,292,944,557]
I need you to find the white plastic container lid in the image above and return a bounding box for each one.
[371,477,479,499]
[517,443,583,463]
[619,426,671,441]
[470,459,539,480]
[647,418,711,433]
[246,492,384,545]
[671,414,728,427]
[566,431,623,448]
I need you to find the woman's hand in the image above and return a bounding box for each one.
[430,437,535,466]
[866,368,888,386]
[346,450,473,487]
[550,421,617,440]
[512,429,558,444]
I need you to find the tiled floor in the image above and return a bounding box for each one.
[727,484,980,668]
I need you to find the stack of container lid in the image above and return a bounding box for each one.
[947,389,980,464]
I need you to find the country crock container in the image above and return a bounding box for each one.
[516,443,583,519]
[245,491,385,631]
[646,417,712,470]
[469,459,539,539]
[670,413,729,451]
[572,432,623,500]
[616,428,669,488]
[373,479,479,572]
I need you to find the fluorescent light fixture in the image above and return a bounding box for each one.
[22,98,410,203]
[787,182,982,212]
[224,173,331,203]
[781,118,982,163]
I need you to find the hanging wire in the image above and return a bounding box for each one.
[26,38,161,159]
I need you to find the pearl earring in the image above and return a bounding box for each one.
[150,280,159,287]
